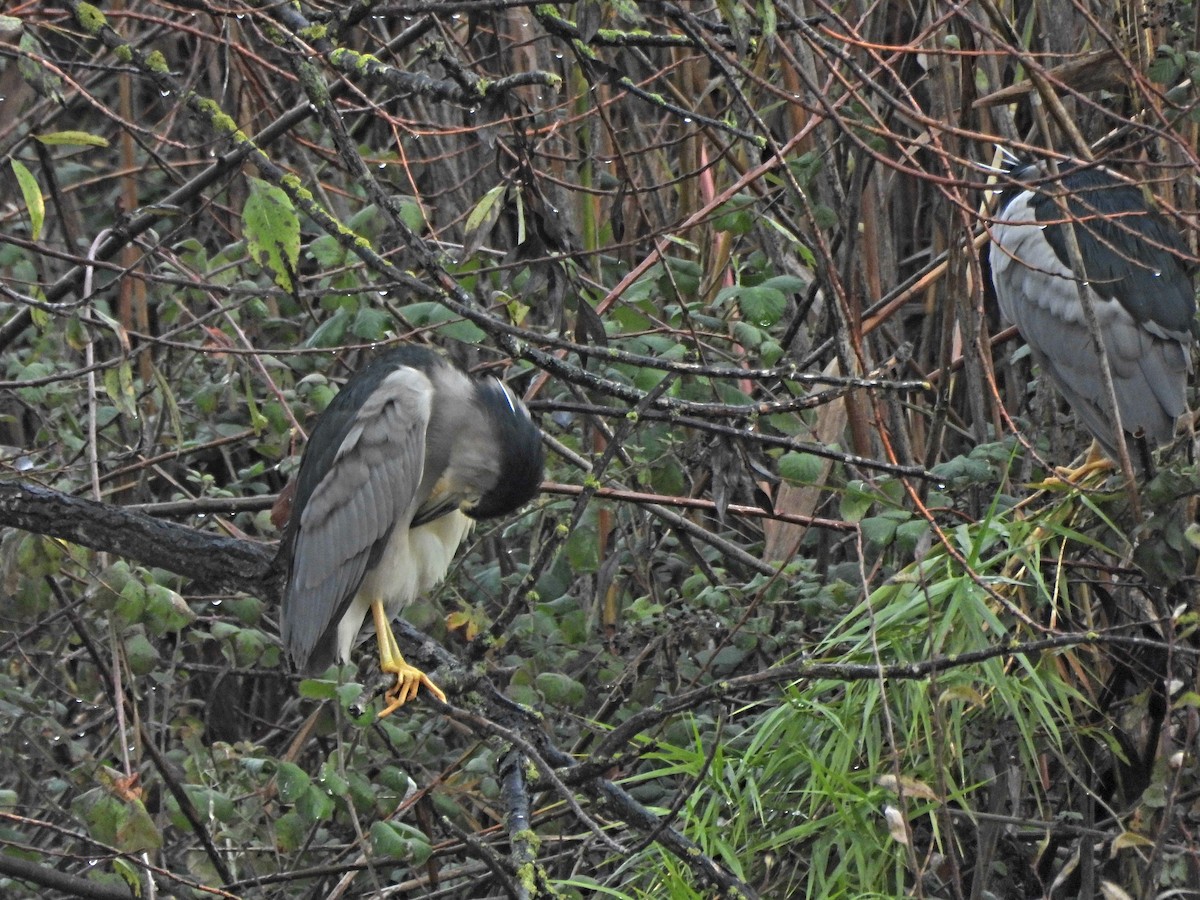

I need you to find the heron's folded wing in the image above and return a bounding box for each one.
[283,366,433,671]
[991,218,1189,452]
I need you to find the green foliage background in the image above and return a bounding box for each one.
[0,1,1199,898]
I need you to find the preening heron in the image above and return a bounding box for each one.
[988,159,1196,465]
[278,345,544,714]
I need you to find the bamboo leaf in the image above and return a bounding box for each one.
[33,130,109,147]
[11,159,44,240]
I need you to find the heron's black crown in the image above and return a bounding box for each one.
[468,379,544,520]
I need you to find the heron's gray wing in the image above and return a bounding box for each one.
[990,209,1189,453]
[1031,168,1196,337]
[282,366,433,672]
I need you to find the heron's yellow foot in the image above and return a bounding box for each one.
[1046,441,1112,484]
[370,600,446,717]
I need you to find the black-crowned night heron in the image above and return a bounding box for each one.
[989,159,1196,465]
[278,345,544,714]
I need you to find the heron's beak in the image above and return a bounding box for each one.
[410,477,464,527]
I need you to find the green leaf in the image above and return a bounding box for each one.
[712,194,755,234]
[336,682,363,708]
[222,595,262,626]
[811,204,839,230]
[298,678,337,699]
[308,382,336,413]
[113,581,147,627]
[370,820,430,863]
[304,307,350,347]
[18,32,63,103]
[275,810,306,851]
[122,630,159,676]
[209,621,240,641]
[33,130,109,148]
[564,523,599,573]
[929,455,993,485]
[143,583,195,635]
[731,320,763,349]
[462,182,507,257]
[894,518,929,553]
[345,771,378,813]
[661,256,702,296]
[351,305,391,340]
[1149,46,1181,84]
[839,481,875,523]
[535,672,586,707]
[244,177,300,291]
[297,784,335,822]
[276,761,311,804]
[760,274,809,294]
[401,301,486,343]
[377,767,414,794]
[785,150,823,189]
[186,786,235,823]
[393,195,426,232]
[115,797,163,852]
[11,159,44,241]
[860,515,898,549]
[761,338,784,366]
[112,858,142,896]
[346,203,383,239]
[232,627,266,666]
[407,834,432,866]
[103,361,138,419]
[370,820,409,858]
[75,791,126,847]
[307,233,344,267]
[757,0,777,39]
[779,451,823,485]
[75,792,160,854]
[1174,690,1200,709]
[735,286,788,326]
[318,762,349,798]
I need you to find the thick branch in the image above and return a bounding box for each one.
[0,854,135,900]
[0,481,276,596]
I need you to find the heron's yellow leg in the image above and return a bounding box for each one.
[370,599,446,716]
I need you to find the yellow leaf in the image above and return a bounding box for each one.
[877,773,940,802]
[883,805,909,845]
[34,130,110,147]
[1110,830,1154,854]
[11,159,44,240]
[446,605,489,642]
[938,684,986,708]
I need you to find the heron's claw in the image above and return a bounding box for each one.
[371,598,445,716]
[379,659,447,717]
[1044,441,1112,485]
[1051,461,1112,483]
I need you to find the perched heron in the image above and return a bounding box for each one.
[278,345,544,714]
[988,159,1196,465]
